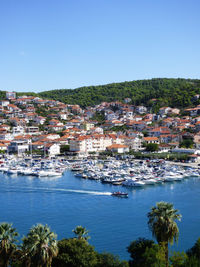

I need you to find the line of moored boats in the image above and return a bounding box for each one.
[0,157,200,189]
[71,159,200,187]
[0,157,70,177]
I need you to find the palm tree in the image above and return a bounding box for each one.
[72,226,90,241]
[147,201,181,267]
[22,224,58,267]
[0,222,19,267]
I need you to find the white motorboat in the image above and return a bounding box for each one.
[7,168,19,175]
[143,179,157,185]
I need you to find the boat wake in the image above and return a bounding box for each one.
[14,187,112,196]
[50,188,112,196]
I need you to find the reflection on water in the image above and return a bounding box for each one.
[170,184,174,190]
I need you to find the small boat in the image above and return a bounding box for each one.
[7,168,19,175]
[111,191,128,197]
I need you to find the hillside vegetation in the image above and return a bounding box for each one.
[38,78,200,108]
[2,78,200,109]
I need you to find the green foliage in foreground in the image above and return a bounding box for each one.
[21,224,58,267]
[127,238,165,267]
[0,223,18,267]
[2,223,128,267]
[2,201,200,267]
[169,252,188,267]
[148,202,182,267]
[38,78,200,108]
[52,238,98,267]
[72,225,90,241]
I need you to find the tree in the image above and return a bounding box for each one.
[60,145,70,154]
[21,224,58,267]
[91,111,105,124]
[142,243,165,267]
[169,251,188,267]
[127,238,165,267]
[179,139,194,149]
[39,78,200,109]
[142,130,148,137]
[127,238,155,266]
[52,238,98,267]
[0,223,19,267]
[182,255,200,267]
[186,237,200,263]
[145,143,159,152]
[147,202,182,267]
[72,226,90,241]
[96,252,128,267]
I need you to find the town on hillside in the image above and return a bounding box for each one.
[1,91,200,163]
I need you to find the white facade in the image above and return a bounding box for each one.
[136,106,147,114]
[46,134,60,140]
[70,136,113,153]
[124,137,142,151]
[6,92,16,99]
[92,127,104,134]
[26,126,39,134]
[35,117,46,125]
[0,133,14,141]
[85,123,94,131]
[59,113,68,120]
[0,100,9,107]
[159,107,172,116]
[46,144,60,155]
[12,126,25,136]
[8,140,29,154]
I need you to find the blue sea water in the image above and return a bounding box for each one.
[0,171,200,259]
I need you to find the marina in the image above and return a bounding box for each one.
[1,156,200,188]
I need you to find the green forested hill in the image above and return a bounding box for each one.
[2,78,200,109]
[38,78,200,108]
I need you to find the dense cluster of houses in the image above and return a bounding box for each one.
[1,92,200,160]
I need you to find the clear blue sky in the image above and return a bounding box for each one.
[0,0,200,92]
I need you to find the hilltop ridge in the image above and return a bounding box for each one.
[2,78,200,109]
[38,78,200,108]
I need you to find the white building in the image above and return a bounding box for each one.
[35,116,46,125]
[26,126,39,134]
[159,107,172,116]
[8,140,29,154]
[0,133,13,141]
[45,143,60,156]
[85,122,95,131]
[124,137,142,151]
[69,135,113,153]
[59,113,68,120]
[135,106,147,114]
[6,92,16,99]
[12,126,25,136]
[0,100,10,107]
[107,144,129,153]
